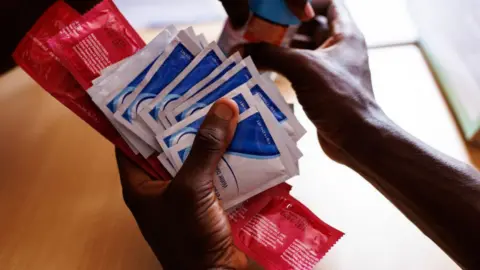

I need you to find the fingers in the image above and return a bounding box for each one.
[181,98,239,176]
[290,17,330,49]
[321,0,359,48]
[219,0,250,29]
[285,0,315,21]
[115,148,169,202]
[244,43,309,83]
[311,0,332,16]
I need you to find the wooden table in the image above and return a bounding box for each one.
[0,26,478,269]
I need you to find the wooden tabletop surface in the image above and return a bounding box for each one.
[0,26,478,269]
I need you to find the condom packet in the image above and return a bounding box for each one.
[88,26,179,157]
[197,34,209,48]
[139,42,226,134]
[90,84,142,155]
[155,86,256,177]
[228,183,344,270]
[168,58,306,142]
[157,84,258,172]
[158,84,301,172]
[47,0,146,90]
[169,57,259,123]
[113,31,202,151]
[158,52,243,120]
[167,99,299,209]
[252,74,306,141]
[12,0,167,179]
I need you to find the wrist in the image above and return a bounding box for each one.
[335,106,396,156]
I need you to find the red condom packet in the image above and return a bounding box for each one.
[47,0,146,90]
[229,184,344,270]
[12,1,168,180]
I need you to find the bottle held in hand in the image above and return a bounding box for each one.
[218,0,307,55]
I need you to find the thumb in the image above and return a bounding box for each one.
[244,43,310,84]
[180,98,239,177]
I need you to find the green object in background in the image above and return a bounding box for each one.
[408,0,480,145]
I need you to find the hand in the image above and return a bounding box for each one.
[244,1,382,164]
[116,99,247,270]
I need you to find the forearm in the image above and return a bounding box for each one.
[341,114,480,269]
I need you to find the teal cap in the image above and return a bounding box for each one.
[248,0,311,25]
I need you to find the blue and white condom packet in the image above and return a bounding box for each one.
[167,99,299,209]
[169,57,306,142]
[139,42,226,134]
[196,34,208,48]
[113,29,202,151]
[156,84,257,173]
[251,74,306,141]
[87,25,179,157]
[168,57,260,125]
[161,52,243,120]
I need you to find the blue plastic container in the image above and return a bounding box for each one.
[248,0,303,26]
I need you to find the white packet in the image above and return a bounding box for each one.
[87,26,177,158]
[158,84,302,175]
[139,42,226,134]
[89,26,180,157]
[90,90,141,155]
[197,34,209,48]
[167,58,306,142]
[157,152,177,177]
[168,99,298,209]
[167,57,260,125]
[91,87,153,156]
[185,27,197,41]
[251,74,306,141]
[113,30,202,152]
[252,95,303,169]
[157,84,258,172]
[160,52,242,121]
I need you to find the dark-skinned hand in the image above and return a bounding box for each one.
[116,99,248,270]
[242,0,380,164]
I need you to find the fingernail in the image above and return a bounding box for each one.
[214,103,234,120]
[304,3,315,20]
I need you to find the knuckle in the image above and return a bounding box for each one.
[195,127,225,151]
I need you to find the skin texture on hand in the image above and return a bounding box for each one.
[242,1,480,268]
[245,1,378,163]
[116,99,247,270]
